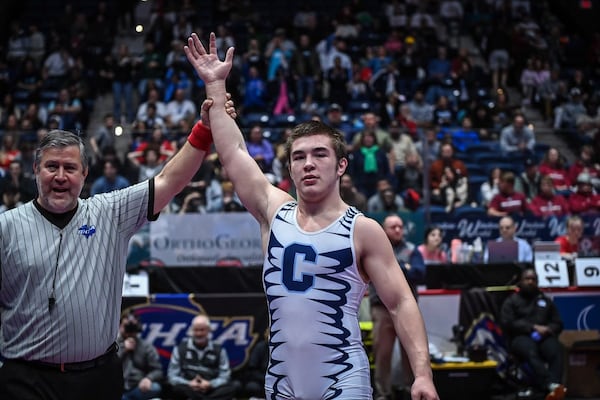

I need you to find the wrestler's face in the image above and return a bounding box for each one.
[289,134,347,201]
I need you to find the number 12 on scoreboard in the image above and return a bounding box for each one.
[534,260,570,288]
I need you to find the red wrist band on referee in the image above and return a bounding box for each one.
[187,120,213,152]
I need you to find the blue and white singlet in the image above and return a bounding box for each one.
[263,202,372,399]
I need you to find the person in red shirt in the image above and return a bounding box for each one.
[538,146,570,192]
[529,175,570,218]
[488,171,530,217]
[568,144,600,186]
[555,215,583,260]
[568,172,600,214]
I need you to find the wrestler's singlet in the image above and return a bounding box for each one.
[263,202,372,400]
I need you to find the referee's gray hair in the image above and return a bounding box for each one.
[34,129,89,172]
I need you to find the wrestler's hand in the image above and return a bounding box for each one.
[184,32,234,85]
[411,375,440,400]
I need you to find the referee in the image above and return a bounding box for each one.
[0,98,233,399]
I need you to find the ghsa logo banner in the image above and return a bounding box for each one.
[122,295,258,371]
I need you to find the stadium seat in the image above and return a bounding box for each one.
[453,206,488,219]
[270,113,297,128]
[467,174,488,205]
[241,112,270,128]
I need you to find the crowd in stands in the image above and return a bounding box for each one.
[0,0,599,221]
[1,2,599,398]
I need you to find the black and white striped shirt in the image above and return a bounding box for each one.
[0,181,151,363]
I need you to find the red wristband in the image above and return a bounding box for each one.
[187,120,213,152]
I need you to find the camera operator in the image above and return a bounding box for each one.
[117,314,164,400]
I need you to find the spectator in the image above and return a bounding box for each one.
[167,314,238,400]
[415,126,442,165]
[271,67,294,116]
[349,131,392,198]
[291,34,321,112]
[324,55,351,109]
[519,57,549,107]
[90,159,131,196]
[26,24,46,67]
[367,178,405,214]
[90,113,116,164]
[568,172,600,215]
[470,103,495,140]
[568,144,600,189]
[242,66,268,113]
[221,181,245,212]
[322,103,353,144]
[118,313,163,400]
[537,66,565,122]
[554,87,587,133]
[389,120,416,174]
[500,268,566,400]
[165,88,197,129]
[136,88,168,123]
[14,57,43,101]
[429,143,468,201]
[491,89,517,132]
[203,164,243,213]
[499,114,536,155]
[484,216,533,263]
[367,45,393,76]
[555,215,584,261]
[515,157,541,201]
[407,89,434,130]
[178,187,207,214]
[486,22,511,90]
[0,184,23,213]
[529,175,570,218]
[370,62,401,105]
[46,88,83,131]
[480,167,501,208]
[396,103,418,140]
[433,162,468,213]
[424,46,452,105]
[137,39,165,101]
[41,45,74,90]
[111,43,138,124]
[441,116,480,153]
[136,103,168,134]
[132,127,175,164]
[488,171,531,217]
[339,173,367,212]
[0,159,36,203]
[538,147,571,192]
[370,214,425,400]
[417,226,448,265]
[397,37,422,98]
[0,134,22,173]
[270,128,292,185]
[397,151,424,209]
[127,145,169,183]
[241,38,265,79]
[351,112,392,153]
[432,95,456,128]
[246,125,275,173]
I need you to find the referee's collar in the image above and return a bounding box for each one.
[33,199,78,229]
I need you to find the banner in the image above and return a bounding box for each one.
[432,214,600,256]
[122,293,269,372]
[149,213,263,267]
[127,212,600,267]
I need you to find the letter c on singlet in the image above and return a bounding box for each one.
[282,243,316,292]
